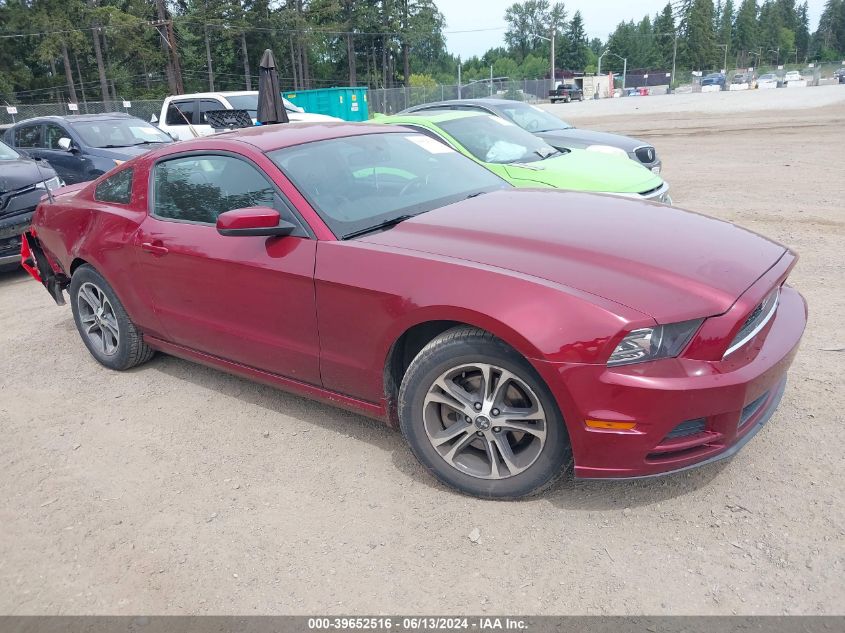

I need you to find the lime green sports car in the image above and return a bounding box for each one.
[373,111,671,203]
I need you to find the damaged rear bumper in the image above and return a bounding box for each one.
[21,230,68,305]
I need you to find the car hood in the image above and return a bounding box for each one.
[536,128,647,153]
[499,149,662,194]
[359,190,786,322]
[0,157,57,193]
[86,144,166,161]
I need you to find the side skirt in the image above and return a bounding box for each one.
[143,335,389,423]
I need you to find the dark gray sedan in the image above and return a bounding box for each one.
[399,98,662,173]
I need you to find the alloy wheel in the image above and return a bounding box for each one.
[422,363,547,480]
[76,282,120,356]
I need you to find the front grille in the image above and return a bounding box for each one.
[0,233,22,257]
[665,418,707,439]
[725,288,780,357]
[635,146,656,164]
[739,392,768,428]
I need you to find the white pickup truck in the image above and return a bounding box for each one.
[153,91,340,140]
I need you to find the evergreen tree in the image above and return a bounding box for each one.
[561,10,588,70]
[734,0,760,66]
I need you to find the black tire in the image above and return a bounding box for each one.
[398,326,572,499]
[69,264,154,370]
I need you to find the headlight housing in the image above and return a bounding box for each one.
[585,144,629,159]
[607,319,703,367]
[35,177,63,191]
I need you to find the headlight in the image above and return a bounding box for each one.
[585,144,629,159]
[607,319,703,367]
[35,177,62,191]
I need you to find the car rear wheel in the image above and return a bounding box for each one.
[398,326,571,499]
[70,265,154,371]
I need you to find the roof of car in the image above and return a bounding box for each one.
[169,91,258,100]
[9,112,138,125]
[408,98,526,109]
[379,111,485,125]
[197,121,408,152]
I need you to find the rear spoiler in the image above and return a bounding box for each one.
[21,231,68,305]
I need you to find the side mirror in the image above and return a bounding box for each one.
[150,114,158,123]
[216,207,295,237]
[58,137,73,152]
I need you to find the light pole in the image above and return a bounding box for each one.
[605,51,627,93]
[716,44,728,72]
[769,48,780,65]
[531,32,556,92]
[789,49,798,64]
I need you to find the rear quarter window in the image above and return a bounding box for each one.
[94,168,134,204]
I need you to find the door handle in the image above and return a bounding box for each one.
[141,241,169,256]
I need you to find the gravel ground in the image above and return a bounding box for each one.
[1,89,844,616]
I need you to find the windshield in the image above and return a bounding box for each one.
[73,119,172,148]
[498,102,571,133]
[0,140,20,160]
[269,132,508,239]
[226,94,304,118]
[438,115,558,164]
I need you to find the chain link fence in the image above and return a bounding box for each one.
[368,79,551,115]
[1,99,162,126]
[2,64,842,126]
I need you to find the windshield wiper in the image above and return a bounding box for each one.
[343,214,417,239]
[100,141,165,148]
[465,191,488,200]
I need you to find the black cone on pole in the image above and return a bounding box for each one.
[258,49,288,125]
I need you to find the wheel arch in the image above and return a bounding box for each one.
[381,309,548,427]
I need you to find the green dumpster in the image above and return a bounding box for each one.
[284,87,369,122]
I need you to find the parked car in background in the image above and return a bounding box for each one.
[548,83,584,103]
[398,98,662,173]
[0,139,62,270]
[701,72,726,89]
[3,113,172,185]
[756,73,780,88]
[732,72,754,85]
[834,68,845,83]
[22,123,807,498]
[783,70,803,84]
[375,111,670,202]
[154,91,341,141]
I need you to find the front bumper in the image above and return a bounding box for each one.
[0,210,36,267]
[535,285,807,479]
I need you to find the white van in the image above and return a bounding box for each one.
[154,91,341,140]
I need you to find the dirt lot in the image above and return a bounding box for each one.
[1,87,843,616]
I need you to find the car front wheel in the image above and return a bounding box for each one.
[398,326,571,498]
[70,265,154,370]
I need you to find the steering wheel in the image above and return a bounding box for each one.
[399,175,428,197]
[525,119,540,132]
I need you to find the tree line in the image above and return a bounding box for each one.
[1,1,844,105]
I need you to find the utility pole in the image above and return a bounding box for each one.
[550,29,555,92]
[155,0,184,94]
[717,44,728,72]
[670,32,678,92]
[490,65,493,96]
[457,57,461,99]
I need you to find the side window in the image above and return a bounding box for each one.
[165,101,194,126]
[198,99,226,124]
[15,125,42,148]
[95,168,133,204]
[402,125,457,151]
[452,105,487,114]
[44,124,69,150]
[153,155,276,224]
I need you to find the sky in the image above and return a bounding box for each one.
[437,0,827,59]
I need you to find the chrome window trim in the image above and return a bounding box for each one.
[724,288,780,358]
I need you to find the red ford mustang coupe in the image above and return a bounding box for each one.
[21,123,807,498]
